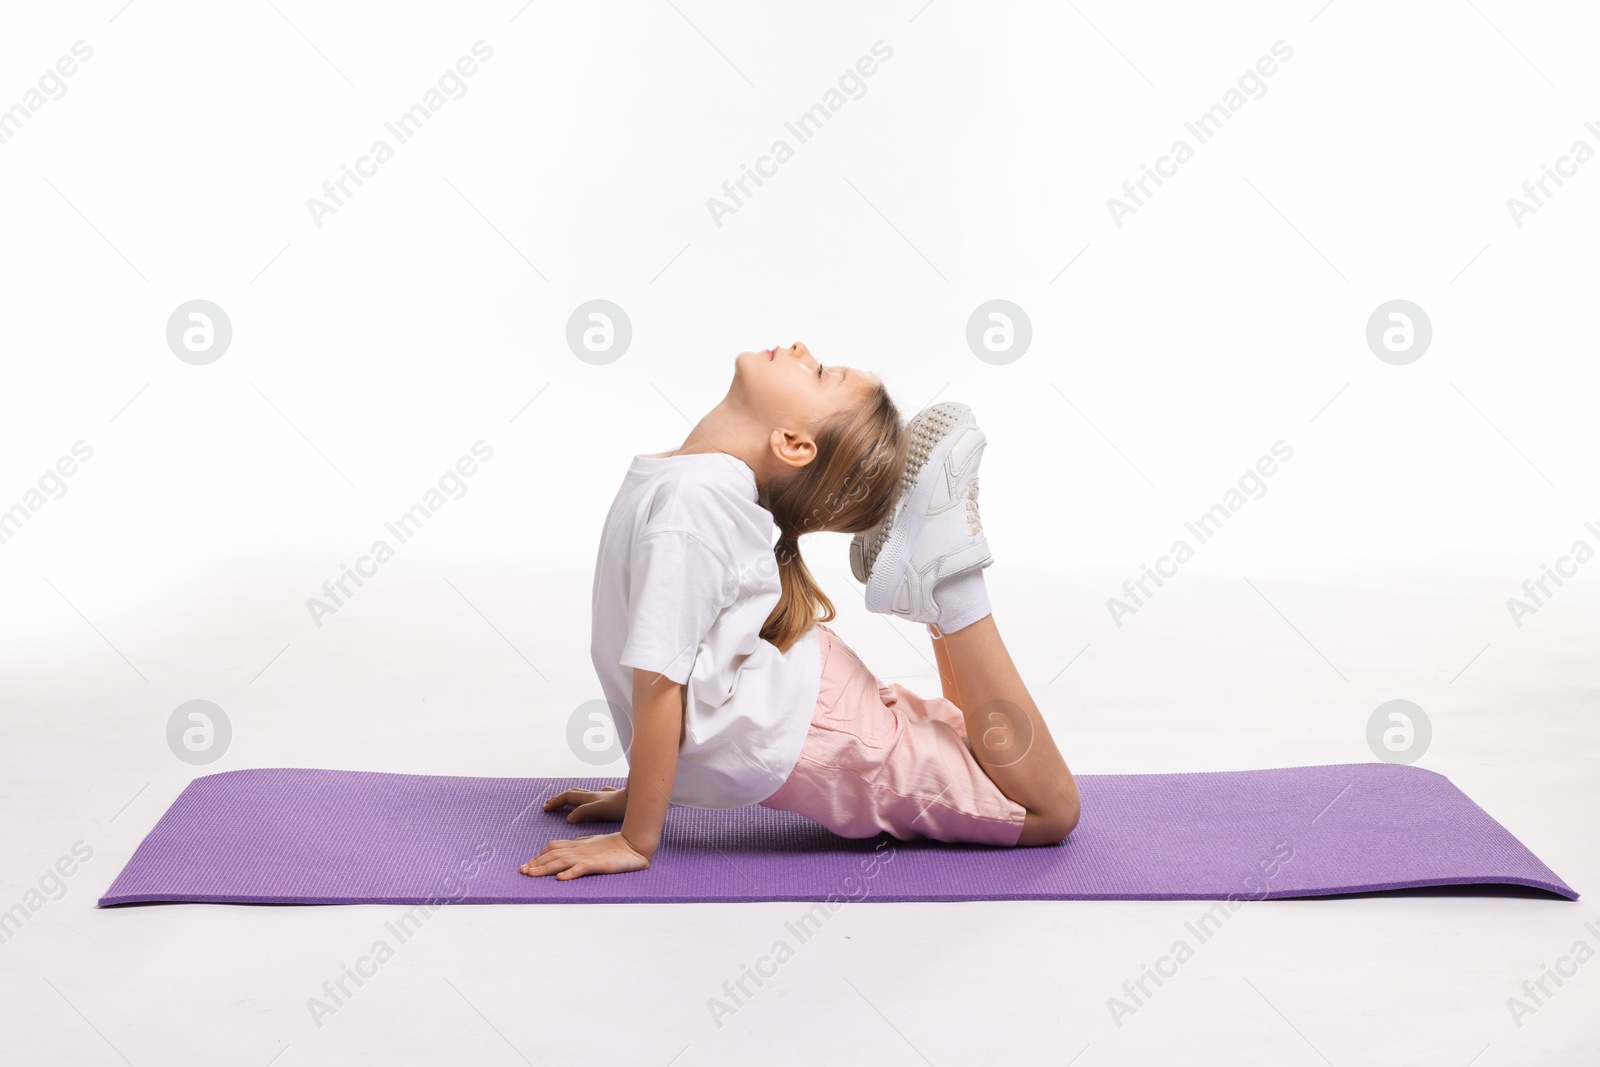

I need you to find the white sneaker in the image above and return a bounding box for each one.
[849,401,992,624]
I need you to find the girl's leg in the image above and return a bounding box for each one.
[929,614,1080,845]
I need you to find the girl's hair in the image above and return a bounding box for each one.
[756,380,908,652]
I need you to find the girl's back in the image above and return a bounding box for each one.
[589,448,821,809]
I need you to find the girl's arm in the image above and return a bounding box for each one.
[619,667,683,859]
[519,667,682,880]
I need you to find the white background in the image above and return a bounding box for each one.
[1,1,1596,1064]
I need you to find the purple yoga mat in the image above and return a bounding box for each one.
[98,763,1576,906]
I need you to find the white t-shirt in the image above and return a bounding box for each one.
[589,449,821,808]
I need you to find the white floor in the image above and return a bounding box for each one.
[1,547,1595,1066]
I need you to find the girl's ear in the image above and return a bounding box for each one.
[769,427,817,470]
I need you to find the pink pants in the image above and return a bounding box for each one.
[759,623,1027,846]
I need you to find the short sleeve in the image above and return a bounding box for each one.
[618,529,735,685]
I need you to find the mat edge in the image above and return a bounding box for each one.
[97,875,1579,908]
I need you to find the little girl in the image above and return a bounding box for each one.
[520,342,1081,881]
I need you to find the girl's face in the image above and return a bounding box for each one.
[733,341,878,427]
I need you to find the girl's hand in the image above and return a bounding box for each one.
[519,832,650,880]
[543,785,628,823]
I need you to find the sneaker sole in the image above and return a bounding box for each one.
[851,402,972,586]
[864,415,981,616]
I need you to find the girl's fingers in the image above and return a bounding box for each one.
[533,837,589,860]
[520,835,624,878]
[521,849,576,876]
[543,787,620,812]
[523,840,574,869]
[545,788,603,808]
[571,798,626,822]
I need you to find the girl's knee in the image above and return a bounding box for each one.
[1017,780,1080,845]
[1016,809,1072,846]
